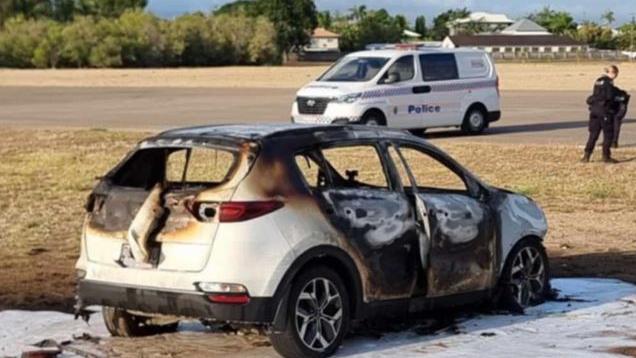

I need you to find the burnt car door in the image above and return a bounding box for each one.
[294,141,421,301]
[389,142,496,298]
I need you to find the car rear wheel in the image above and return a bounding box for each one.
[408,128,427,136]
[499,238,550,313]
[102,306,179,337]
[462,107,487,134]
[269,266,350,358]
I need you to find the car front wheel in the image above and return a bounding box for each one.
[270,266,350,358]
[499,238,550,313]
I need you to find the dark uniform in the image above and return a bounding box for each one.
[610,88,630,148]
[583,75,618,162]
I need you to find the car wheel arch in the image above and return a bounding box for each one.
[464,102,488,120]
[270,245,364,331]
[361,108,387,126]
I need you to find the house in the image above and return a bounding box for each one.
[305,27,340,52]
[500,19,551,35]
[442,19,587,57]
[448,12,514,35]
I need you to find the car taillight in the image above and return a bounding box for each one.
[219,200,284,222]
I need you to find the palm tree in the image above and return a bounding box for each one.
[348,5,366,22]
[601,10,615,28]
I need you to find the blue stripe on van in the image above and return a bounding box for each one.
[360,79,496,99]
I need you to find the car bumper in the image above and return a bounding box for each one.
[77,279,276,324]
[488,110,501,123]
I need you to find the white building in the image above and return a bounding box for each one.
[448,12,514,35]
[443,19,587,57]
[305,27,340,52]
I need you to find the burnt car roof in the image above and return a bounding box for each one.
[156,124,417,143]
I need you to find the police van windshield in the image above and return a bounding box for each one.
[319,56,390,82]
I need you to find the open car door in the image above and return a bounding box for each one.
[388,142,497,298]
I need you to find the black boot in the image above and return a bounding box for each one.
[612,142,619,149]
[603,156,619,164]
[580,152,591,163]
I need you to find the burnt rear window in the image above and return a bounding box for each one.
[109,147,238,189]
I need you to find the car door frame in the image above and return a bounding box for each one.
[300,138,423,302]
[374,54,422,129]
[388,139,499,299]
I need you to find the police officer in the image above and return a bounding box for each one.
[582,65,620,163]
[611,87,630,148]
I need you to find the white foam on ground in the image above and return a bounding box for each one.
[1,278,635,357]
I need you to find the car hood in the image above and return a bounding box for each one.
[296,81,369,98]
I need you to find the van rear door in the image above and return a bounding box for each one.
[84,141,252,272]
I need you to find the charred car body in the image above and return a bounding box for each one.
[76,124,549,357]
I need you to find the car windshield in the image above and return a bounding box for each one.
[319,56,390,82]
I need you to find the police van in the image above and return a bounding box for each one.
[291,48,501,134]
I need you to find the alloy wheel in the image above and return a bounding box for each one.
[509,246,546,307]
[295,277,343,352]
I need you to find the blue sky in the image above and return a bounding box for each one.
[147,0,635,25]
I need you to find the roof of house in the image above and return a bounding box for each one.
[312,27,340,38]
[447,34,583,47]
[452,12,514,25]
[501,19,550,34]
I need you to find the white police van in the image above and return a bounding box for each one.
[291,48,501,134]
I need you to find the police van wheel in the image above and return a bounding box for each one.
[409,128,427,136]
[361,111,385,126]
[462,107,487,134]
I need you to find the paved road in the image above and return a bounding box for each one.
[0,87,633,146]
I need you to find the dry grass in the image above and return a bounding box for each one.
[0,62,635,91]
[1,128,635,310]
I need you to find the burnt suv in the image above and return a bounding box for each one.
[76,124,549,357]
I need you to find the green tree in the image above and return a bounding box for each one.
[116,9,165,66]
[0,16,45,67]
[75,0,147,18]
[32,19,63,67]
[415,15,426,38]
[601,10,615,27]
[260,0,317,58]
[60,15,97,67]
[573,21,617,49]
[529,6,577,35]
[333,8,405,51]
[317,10,331,28]
[617,22,636,51]
[431,8,469,40]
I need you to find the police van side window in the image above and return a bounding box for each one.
[420,54,459,82]
[379,55,415,84]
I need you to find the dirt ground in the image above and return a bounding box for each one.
[1,128,635,312]
[0,62,635,91]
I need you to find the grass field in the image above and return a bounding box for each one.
[0,62,635,91]
[1,128,635,311]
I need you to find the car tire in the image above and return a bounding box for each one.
[102,306,179,337]
[269,266,350,358]
[498,238,551,313]
[461,107,487,134]
[361,111,385,126]
[409,128,427,136]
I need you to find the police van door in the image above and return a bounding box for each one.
[375,55,421,128]
[416,53,462,127]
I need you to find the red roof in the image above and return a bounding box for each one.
[312,27,340,38]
